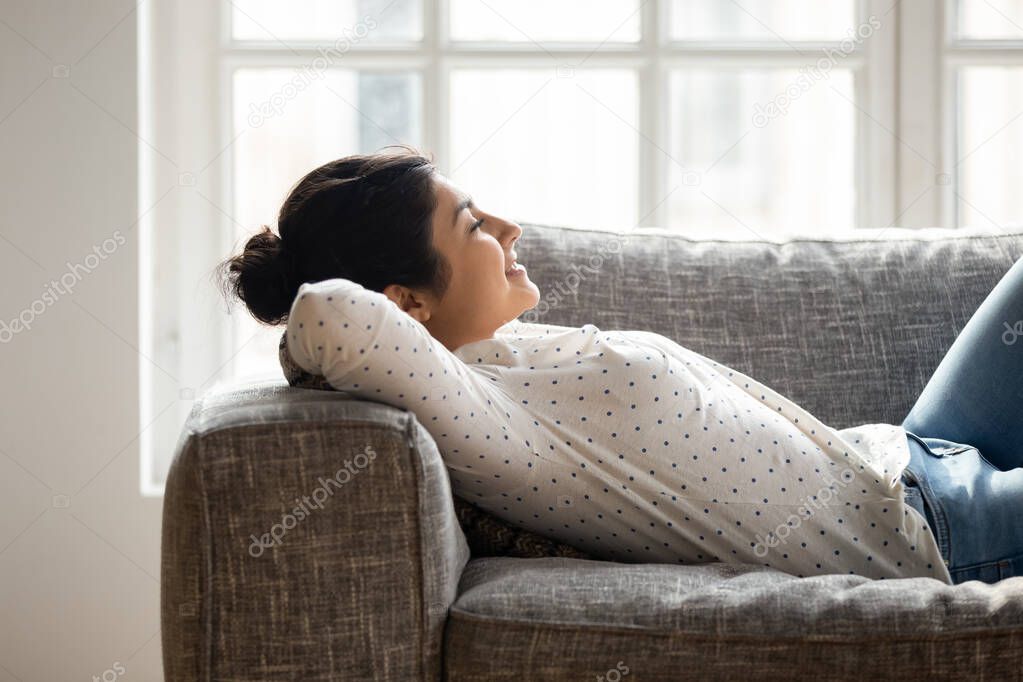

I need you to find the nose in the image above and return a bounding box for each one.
[502,217,522,246]
[484,211,522,246]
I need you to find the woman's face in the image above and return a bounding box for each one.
[389,173,540,351]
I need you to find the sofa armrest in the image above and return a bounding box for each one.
[160,380,469,681]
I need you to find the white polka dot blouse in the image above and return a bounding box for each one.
[286,277,952,584]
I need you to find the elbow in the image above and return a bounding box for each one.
[284,286,324,374]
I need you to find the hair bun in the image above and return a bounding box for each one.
[219,225,299,325]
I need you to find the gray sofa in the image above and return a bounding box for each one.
[162,222,1023,680]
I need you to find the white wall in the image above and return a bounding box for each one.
[0,1,163,679]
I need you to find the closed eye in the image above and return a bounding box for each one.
[469,216,484,232]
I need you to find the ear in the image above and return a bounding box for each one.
[382,283,432,323]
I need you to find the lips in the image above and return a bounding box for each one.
[505,251,528,278]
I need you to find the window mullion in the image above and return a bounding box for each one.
[639,0,664,228]
[896,0,947,227]
[426,0,448,172]
[942,0,959,229]
[859,0,898,228]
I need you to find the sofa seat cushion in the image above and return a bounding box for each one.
[444,556,1023,680]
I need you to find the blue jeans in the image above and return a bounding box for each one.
[899,254,1023,584]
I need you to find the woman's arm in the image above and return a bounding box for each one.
[285,277,536,503]
[285,277,482,403]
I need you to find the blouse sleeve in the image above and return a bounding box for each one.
[286,277,486,403]
[284,278,531,499]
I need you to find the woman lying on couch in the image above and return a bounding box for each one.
[217,145,1023,585]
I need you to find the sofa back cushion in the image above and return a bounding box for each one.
[515,223,1023,427]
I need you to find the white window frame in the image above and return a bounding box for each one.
[141,0,959,494]
[901,0,1023,229]
[897,0,953,228]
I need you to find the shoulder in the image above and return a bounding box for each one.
[292,277,383,309]
[288,278,399,333]
[497,318,601,338]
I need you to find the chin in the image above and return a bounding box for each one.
[517,288,541,314]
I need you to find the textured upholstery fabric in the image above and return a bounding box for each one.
[162,223,1023,680]
[161,382,469,680]
[445,557,1023,679]
[450,495,593,560]
[515,223,1023,428]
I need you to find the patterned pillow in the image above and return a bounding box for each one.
[278,331,593,560]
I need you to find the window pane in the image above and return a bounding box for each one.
[232,0,422,42]
[668,69,856,236]
[450,0,640,42]
[958,67,1023,228]
[670,0,856,41]
[231,68,421,378]
[449,69,638,230]
[956,0,1023,39]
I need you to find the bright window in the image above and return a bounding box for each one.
[139,0,1023,492]
[949,0,1023,229]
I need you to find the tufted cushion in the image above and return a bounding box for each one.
[444,556,1023,680]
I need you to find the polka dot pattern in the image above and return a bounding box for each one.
[287,278,951,584]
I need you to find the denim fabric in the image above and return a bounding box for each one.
[900,476,934,542]
[899,254,1023,585]
[902,433,1023,584]
[901,255,1023,471]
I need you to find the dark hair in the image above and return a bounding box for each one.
[216,144,449,325]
